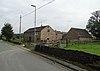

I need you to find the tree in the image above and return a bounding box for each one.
[1,23,14,41]
[86,10,100,39]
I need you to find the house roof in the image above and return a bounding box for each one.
[55,30,62,34]
[68,28,92,38]
[24,25,49,33]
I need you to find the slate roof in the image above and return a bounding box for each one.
[24,25,48,33]
[55,31,62,34]
[68,28,92,38]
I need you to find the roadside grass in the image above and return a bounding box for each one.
[24,42,35,51]
[2,38,23,46]
[64,43,100,56]
[7,41,15,46]
[1,38,35,51]
[1,39,15,46]
[3,38,35,51]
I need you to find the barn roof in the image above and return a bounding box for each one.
[24,25,48,33]
[68,28,92,38]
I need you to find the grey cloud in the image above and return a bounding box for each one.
[0,0,100,33]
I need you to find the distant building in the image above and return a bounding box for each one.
[24,25,62,43]
[63,28,92,41]
[55,30,62,41]
[13,33,24,40]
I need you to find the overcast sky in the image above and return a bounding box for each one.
[0,0,100,33]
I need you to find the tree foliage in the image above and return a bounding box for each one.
[1,23,14,41]
[86,10,100,39]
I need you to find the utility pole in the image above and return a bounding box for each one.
[31,5,36,43]
[19,15,22,41]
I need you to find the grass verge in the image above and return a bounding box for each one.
[65,43,100,56]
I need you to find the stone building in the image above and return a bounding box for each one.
[63,28,92,41]
[24,25,62,43]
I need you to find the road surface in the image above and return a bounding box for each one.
[0,40,72,71]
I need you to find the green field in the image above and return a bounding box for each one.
[64,43,100,56]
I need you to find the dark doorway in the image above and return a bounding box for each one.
[29,36,31,42]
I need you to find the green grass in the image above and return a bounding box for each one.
[2,39,15,46]
[24,42,35,51]
[64,43,100,56]
[7,41,15,46]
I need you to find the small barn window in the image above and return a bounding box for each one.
[47,38,49,40]
[47,29,50,32]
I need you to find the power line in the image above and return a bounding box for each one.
[2,0,55,25]
[0,0,55,33]
[22,0,55,17]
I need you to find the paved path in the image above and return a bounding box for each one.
[0,40,72,71]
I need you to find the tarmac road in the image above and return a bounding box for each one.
[0,40,72,71]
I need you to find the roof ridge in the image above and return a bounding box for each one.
[71,27,85,30]
[24,25,49,33]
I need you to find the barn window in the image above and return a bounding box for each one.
[47,29,50,32]
[47,38,49,40]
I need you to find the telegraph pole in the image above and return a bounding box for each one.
[31,5,36,43]
[19,15,22,41]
